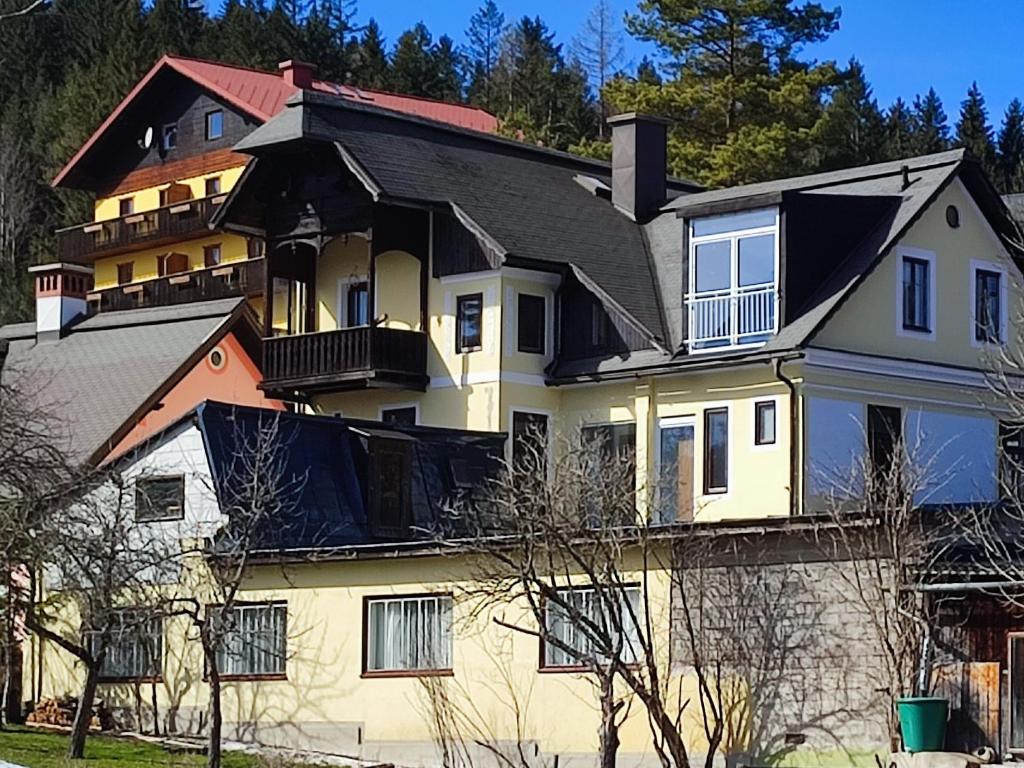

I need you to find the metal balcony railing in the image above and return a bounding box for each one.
[686,282,777,350]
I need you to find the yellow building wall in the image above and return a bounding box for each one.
[376,250,421,331]
[94,165,247,221]
[814,179,1023,367]
[92,233,251,290]
[32,552,724,764]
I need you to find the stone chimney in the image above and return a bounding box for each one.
[278,59,317,89]
[29,263,93,341]
[607,112,670,221]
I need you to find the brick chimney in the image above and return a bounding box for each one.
[278,59,317,89]
[29,263,93,341]
[607,112,670,221]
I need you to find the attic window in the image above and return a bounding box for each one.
[686,207,779,351]
[205,110,224,141]
[161,122,177,152]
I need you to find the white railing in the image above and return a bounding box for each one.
[686,282,777,350]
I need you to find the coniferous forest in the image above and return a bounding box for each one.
[0,0,1021,324]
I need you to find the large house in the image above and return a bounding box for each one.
[14,53,1024,766]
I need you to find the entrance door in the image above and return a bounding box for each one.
[657,418,695,523]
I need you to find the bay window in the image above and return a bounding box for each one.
[687,208,778,350]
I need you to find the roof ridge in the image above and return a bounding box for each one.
[288,90,702,188]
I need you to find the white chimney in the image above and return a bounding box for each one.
[29,263,93,340]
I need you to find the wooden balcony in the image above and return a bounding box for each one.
[87,258,264,313]
[57,195,226,262]
[261,326,428,394]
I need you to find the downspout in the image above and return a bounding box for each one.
[774,356,802,517]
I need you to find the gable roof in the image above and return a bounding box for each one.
[53,54,499,189]
[0,297,257,465]
[221,90,703,345]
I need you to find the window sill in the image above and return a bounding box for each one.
[456,346,482,354]
[98,675,163,684]
[539,663,640,675]
[218,673,288,682]
[361,668,454,679]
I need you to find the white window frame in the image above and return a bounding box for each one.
[379,402,420,425]
[686,207,780,353]
[365,594,453,674]
[970,258,1008,348]
[337,275,369,329]
[542,585,642,669]
[214,602,287,678]
[752,395,783,452]
[895,246,937,341]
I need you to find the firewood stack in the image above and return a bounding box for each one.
[27,696,116,730]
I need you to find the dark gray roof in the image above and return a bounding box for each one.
[0,297,247,464]
[232,90,704,343]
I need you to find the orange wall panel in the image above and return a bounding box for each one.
[107,331,283,461]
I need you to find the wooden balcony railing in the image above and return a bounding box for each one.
[57,195,226,262]
[87,258,264,313]
[262,326,428,393]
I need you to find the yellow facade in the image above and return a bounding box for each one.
[94,166,247,221]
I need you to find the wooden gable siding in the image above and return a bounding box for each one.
[83,74,259,194]
[101,148,250,197]
[431,211,496,277]
[558,276,650,361]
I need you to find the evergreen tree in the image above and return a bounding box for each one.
[636,55,661,86]
[350,18,389,90]
[600,0,842,186]
[431,35,464,101]
[146,0,206,57]
[955,81,996,176]
[492,16,596,149]
[299,0,356,82]
[997,98,1024,193]
[205,0,271,69]
[812,58,885,170]
[466,0,505,111]
[390,22,436,98]
[910,87,949,155]
[884,97,915,160]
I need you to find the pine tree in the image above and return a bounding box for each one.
[884,98,915,160]
[299,0,356,82]
[600,0,841,186]
[997,98,1024,193]
[205,0,271,69]
[465,0,505,112]
[390,22,436,98]
[350,18,389,90]
[955,81,996,176]
[813,58,885,170]
[910,87,949,155]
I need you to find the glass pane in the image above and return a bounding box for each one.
[657,424,694,524]
[692,208,775,237]
[705,410,729,492]
[694,241,730,292]
[738,234,774,286]
[756,402,776,445]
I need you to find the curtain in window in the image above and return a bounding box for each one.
[367,595,453,671]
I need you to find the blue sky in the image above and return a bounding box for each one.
[265,1,1024,128]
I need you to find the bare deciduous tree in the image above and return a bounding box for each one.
[169,409,306,768]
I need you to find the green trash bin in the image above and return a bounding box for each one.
[897,697,948,752]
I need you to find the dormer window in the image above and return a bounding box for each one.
[686,207,779,351]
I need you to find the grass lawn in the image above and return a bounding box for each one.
[0,726,281,768]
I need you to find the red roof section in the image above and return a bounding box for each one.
[53,54,499,188]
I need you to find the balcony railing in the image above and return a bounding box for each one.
[261,325,428,393]
[87,258,264,313]
[686,282,777,350]
[57,195,226,262]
